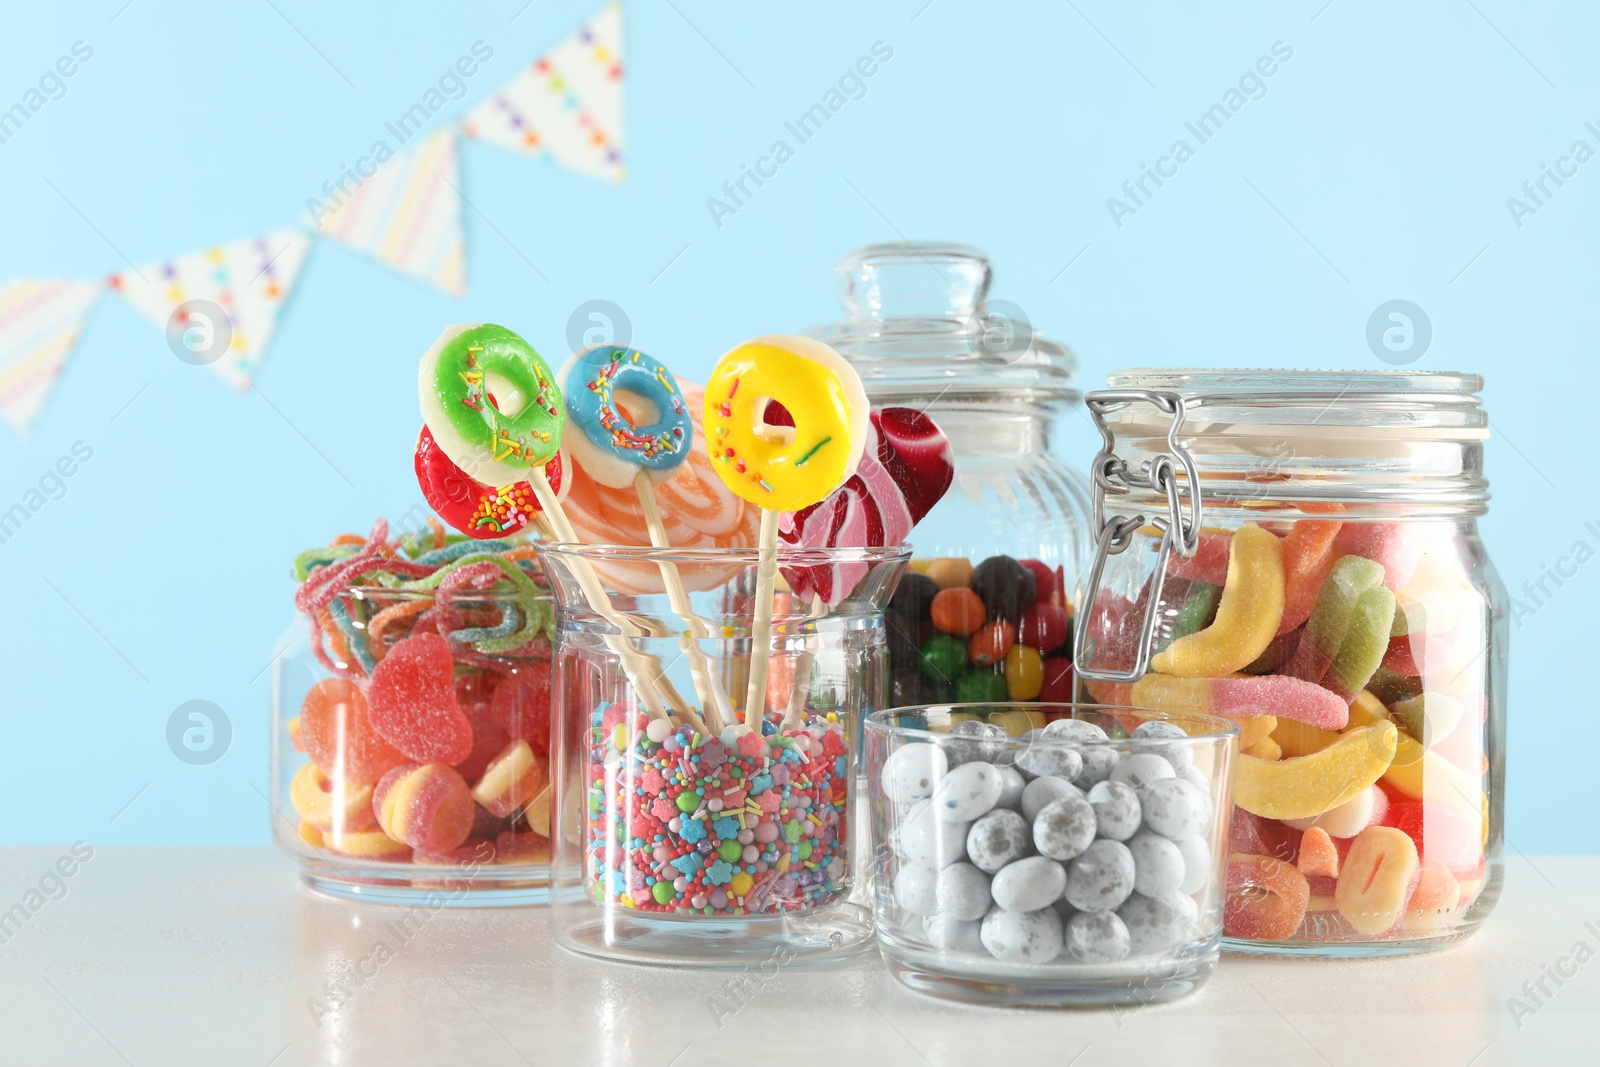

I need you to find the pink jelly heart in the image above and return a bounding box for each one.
[367,632,474,765]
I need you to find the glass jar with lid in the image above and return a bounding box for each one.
[808,243,1093,728]
[1072,371,1505,955]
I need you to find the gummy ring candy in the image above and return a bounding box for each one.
[418,323,564,486]
[557,346,693,488]
[288,762,377,834]
[702,334,869,512]
[413,425,566,540]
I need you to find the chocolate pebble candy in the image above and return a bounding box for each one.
[970,555,1036,622]
[891,572,940,618]
[1064,839,1136,913]
[980,904,1063,964]
[1109,752,1176,792]
[896,799,970,867]
[1041,718,1120,783]
[1086,780,1142,841]
[893,863,941,916]
[991,856,1068,912]
[924,912,984,952]
[1175,835,1211,894]
[880,741,948,805]
[943,719,1008,767]
[937,862,993,921]
[1127,830,1186,897]
[966,808,1033,873]
[1014,739,1083,783]
[1033,795,1098,862]
[994,765,1027,811]
[932,761,1004,822]
[1065,909,1132,963]
[1020,775,1083,823]
[1130,719,1195,774]
[1139,777,1211,840]
[1119,891,1200,955]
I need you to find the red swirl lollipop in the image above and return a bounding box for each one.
[414,425,565,540]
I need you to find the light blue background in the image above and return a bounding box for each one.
[0,1,1586,851]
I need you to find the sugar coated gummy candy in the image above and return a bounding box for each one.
[1234,722,1398,821]
[1150,524,1284,678]
[1224,854,1309,940]
[373,762,477,854]
[1335,826,1420,935]
[469,739,549,818]
[299,678,405,785]
[367,631,475,766]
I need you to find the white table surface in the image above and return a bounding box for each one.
[0,847,1592,1066]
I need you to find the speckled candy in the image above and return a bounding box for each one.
[980,905,1062,964]
[1014,739,1083,782]
[1131,720,1195,775]
[881,742,948,805]
[1128,830,1187,897]
[1065,909,1132,963]
[1120,891,1200,955]
[894,864,941,916]
[931,761,1004,822]
[990,856,1067,912]
[966,808,1033,873]
[1086,780,1142,842]
[1109,753,1176,792]
[1020,776,1082,823]
[1033,795,1098,861]
[1064,839,1136,913]
[896,799,970,867]
[1139,777,1211,840]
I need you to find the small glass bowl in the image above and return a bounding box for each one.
[864,702,1237,1007]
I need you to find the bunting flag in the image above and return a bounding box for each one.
[109,230,311,391]
[313,128,467,296]
[0,279,102,438]
[461,1,625,183]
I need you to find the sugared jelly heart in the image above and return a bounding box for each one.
[299,678,405,785]
[489,663,553,755]
[455,700,510,782]
[367,632,473,765]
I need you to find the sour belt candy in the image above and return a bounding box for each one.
[1130,673,1350,730]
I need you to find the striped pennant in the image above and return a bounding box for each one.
[461,2,625,184]
[109,230,311,391]
[0,279,102,438]
[314,128,467,296]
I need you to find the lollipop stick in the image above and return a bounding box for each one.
[527,471,698,728]
[743,508,781,730]
[633,470,734,733]
[780,594,829,730]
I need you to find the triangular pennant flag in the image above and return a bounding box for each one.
[0,279,102,438]
[313,128,467,296]
[461,2,625,183]
[109,230,311,391]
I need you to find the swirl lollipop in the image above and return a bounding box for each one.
[558,346,733,730]
[702,335,869,727]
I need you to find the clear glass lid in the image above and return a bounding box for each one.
[807,242,1078,409]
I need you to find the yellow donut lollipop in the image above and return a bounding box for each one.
[702,335,870,513]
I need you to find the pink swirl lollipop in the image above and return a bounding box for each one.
[780,407,953,605]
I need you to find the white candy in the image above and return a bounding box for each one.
[994,765,1027,811]
[1127,830,1186,897]
[1041,718,1119,784]
[1139,777,1211,840]
[1175,835,1211,895]
[932,761,1005,822]
[881,742,949,805]
[991,856,1067,913]
[1110,752,1176,792]
[1033,795,1097,862]
[1063,839,1136,913]
[1283,784,1382,839]
[1180,764,1211,793]
[1064,909,1131,963]
[924,913,984,952]
[1021,776,1082,823]
[944,720,1007,766]
[1130,719,1195,774]
[893,864,941,916]
[897,799,971,867]
[980,905,1063,964]
[966,808,1033,873]
[1086,780,1142,841]
[937,862,993,921]
[1119,891,1201,955]
[1014,741,1083,783]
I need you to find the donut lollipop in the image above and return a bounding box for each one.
[557,346,732,729]
[413,425,567,540]
[702,335,869,727]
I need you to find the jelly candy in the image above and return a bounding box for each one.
[1270,717,1338,759]
[1335,826,1419,935]
[1284,783,1388,839]
[373,762,477,854]
[367,632,474,765]
[470,739,550,818]
[287,716,305,752]
[1277,517,1342,634]
[1228,808,1300,864]
[299,678,405,785]
[1336,522,1421,592]
[1166,530,1233,586]
[1323,585,1396,702]
[1224,854,1309,940]
[1234,722,1398,821]
[289,762,377,834]
[930,588,986,636]
[1284,554,1385,683]
[1399,861,1461,932]
[1381,732,1485,820]
[1129,673,1350,730]
[1151,523,1284,677]
[1243,736,1282,760]
[455,700,510,782]
[488,662,553,754]
[1388,691,1463,748]
[1154,582,1221,653]
[970,555,1035,622]
[1382,800,1480,873]
[322,828,412,860]
[1038,656,1074,703]
[1296,826,1340,878]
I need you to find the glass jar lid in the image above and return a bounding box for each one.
[807,242,1079,409]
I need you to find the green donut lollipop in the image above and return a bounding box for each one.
[418,323,566,487]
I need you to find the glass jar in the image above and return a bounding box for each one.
[1072,371,1505,956]
[866,703,1238,1007]
[809,243,1093,721]
[272,576,557,905]
[539,542,909,967]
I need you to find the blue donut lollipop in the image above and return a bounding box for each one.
[558,346,694,488]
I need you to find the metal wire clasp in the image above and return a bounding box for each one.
[1072,390,1204,684]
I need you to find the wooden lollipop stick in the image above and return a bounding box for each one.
[633,470,733,733]
[743,508,781,730]
[527,471,691,726]
[780,593,829,730]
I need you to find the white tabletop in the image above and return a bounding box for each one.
[0,848,1591,1066]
